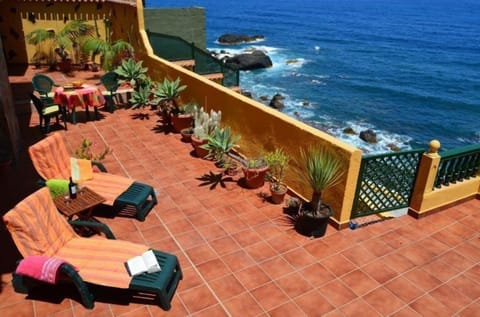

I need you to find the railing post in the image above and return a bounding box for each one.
[409,140,441,216]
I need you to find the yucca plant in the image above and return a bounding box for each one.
[296,146,344,216]
[201,127,241,162]
[114,58,149,89]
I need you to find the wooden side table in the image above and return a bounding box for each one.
[54,186,105,220]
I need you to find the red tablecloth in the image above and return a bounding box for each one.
[54,85,105,110]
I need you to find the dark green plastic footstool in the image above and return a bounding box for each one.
[129,250,183,310]
[114,182,157,221]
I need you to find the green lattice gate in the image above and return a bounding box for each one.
[351,149,424,219]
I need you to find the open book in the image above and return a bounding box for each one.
[125,250,161,277]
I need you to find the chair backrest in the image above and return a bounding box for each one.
[32,74,55,97]
[100,71,120,93]
[3,187,77,257]
[29,133,71,180]
[29,93,45,116]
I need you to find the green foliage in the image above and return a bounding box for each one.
[295,146,344,215]
[74,138,110,162]
[264,148,289,189]
[114,58,148,89]
[129,84,152,111]
[200,127,241,161]
[153,77,187,114]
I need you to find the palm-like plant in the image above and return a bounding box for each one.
[153,77,187,115]
[81,19,133,71]
[296,146,344,216]
[114,58,148,89]
[26,20,94,64]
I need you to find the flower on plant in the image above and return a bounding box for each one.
[74,138,111,162]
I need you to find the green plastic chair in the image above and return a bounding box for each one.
[29,93,67,133]
[31,74,59,99]
[100,71,120,113]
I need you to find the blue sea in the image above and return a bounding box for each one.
[146,0,480,153]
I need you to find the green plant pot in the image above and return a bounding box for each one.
[294,203,332,238]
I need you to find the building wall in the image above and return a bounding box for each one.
[143,7,206,50]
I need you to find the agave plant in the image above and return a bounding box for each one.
[153,77,187,115]
[129,84,152,112]
[201,127,241,161]
[295,146,344,216]
[114,58,149,89]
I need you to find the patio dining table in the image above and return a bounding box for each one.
[53,84,105,124]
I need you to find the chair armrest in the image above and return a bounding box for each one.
[92,161,108,172]
[68,220,116,239]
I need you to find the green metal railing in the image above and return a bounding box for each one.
[351,149,424,218]
[146,31,239,87]
[434,144,480,189]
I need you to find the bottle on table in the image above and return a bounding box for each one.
[68,177,77,199]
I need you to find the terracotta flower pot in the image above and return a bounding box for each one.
[191,136,209,158]
[180,128,193,143]
[270,183,288,204]
[242,165,269,189]
[171,113,193,133]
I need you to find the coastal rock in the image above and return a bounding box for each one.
[343,127,356,135]
[241,90,253,98]
[269,93,285,110]
[218,34,265,45]
[260,95,269,101]
[302,100,310,106]
[225,50,273,71]
[286,59,299,65]
[359,129,377,144]
[387,143,401,152]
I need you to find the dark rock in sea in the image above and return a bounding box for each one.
[359,129,377,144]
[286,59,299,65]
[387,143,401,152]
[343,127,356,135]
[218,34,265,45]
[241,90,253,98]
[260,95,269,101]
[225,50,273,71]
[302,100,310,106]
[269,93,285,110]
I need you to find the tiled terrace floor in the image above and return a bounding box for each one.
[1,70,479,316]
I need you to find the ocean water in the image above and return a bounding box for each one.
[146,0,480,153]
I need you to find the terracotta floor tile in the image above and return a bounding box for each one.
[457,300,480,317]
[231,228,262,248]
[185,244,217,265]
[266,235,299,254]
[404,268,443,292]
[250,282,289,311]
[209,236,241,256]
[363,286,405,316]
[341,244,378,267]
[196,258,231,281]
[341,269,380,296]
[188,212,216,228]
[295,290,335,316]
[175,229,206,249]
[418,236,450,257]
[140,225,170,244]
[208,274,246,301]
[195,223,228,241]
[179,285,219,314]
[429,284,472,314]
[165,218,195,235]
[251,221,285,238]
[431,229,465,248]
[409,294,453,317]
[361,238,395,257]
[465,264,480,281]
[281,247,317,270]
[222,250,256,272]
[447,275,480,300]
[259,256,295,280]
[245,241,278,262]
[234,265,271,290]
[318,279,357,307]
[362,259,398,284]
[455,241,480,262]
[390,306,423,317]
[176,267,204,292]
[397,244,436,266]
[438,250,475,272]
[381,252,416,273]
[303,240,338,259]
[422,257,462,282]
[275,271,314,298]
[340,298,382,317]
[384,276,424,303]
[223,292,264,317]
[268,301,305,317]
[299,263,336,287]
[321,253,357,277]
[191,304,228,317]
[218,216,249,234]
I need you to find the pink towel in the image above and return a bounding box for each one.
[16,256,73,284]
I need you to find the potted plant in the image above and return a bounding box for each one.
[114,58,149,90]
[293,146,344,238]
[241,157,269,189]
[264,148,289,204]
[201,126,241,165]
[191,107,222,158]
[129,83,153,119]
[26,20,94,72]
[153,77,188,132]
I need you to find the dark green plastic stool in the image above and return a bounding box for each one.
[114,182,157,221]
[129,250,183,310]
